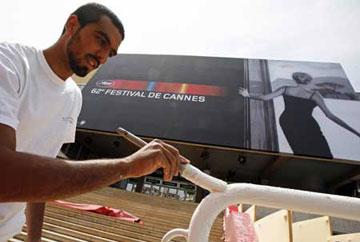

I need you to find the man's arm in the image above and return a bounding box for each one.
[0,123,184,202]
[25,203,45,242]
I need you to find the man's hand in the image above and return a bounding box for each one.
[123,139,189,181]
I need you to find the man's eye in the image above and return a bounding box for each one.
[97,36,107,47]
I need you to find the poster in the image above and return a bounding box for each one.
[78,54,360,162]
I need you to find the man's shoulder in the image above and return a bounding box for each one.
[0,42,37,66]
[0,42,35,55]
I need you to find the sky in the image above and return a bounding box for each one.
[1,0,360,90]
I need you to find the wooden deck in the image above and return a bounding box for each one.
[10,187,223,242]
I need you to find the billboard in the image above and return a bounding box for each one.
[78,54,360,162]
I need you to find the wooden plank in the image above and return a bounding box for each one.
[41,223,118,242]
[254,209,292,242]
[7,238,23,242]
[43,217,148,242]
[292,216,331,242]
[46,215,162,241]
[245,205,256,222]
[40,237,58,242]
[238,204,244,213]
[328,232,360,242]
[44,211,164,238]
[15,230,88,242]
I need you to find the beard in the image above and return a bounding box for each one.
[66,32,89,77]
[68,51,88,77]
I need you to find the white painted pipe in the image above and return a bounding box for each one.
[162,183,360,242]
[161,228,188,242]
[180,164,227,193]
[115,128,360,242]
[186,183,360,242]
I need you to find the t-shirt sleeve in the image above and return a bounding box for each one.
[0,54,21,130]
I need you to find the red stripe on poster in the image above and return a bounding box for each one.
[99,79,225,96]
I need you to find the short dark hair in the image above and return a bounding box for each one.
[63,3,125,40]
[292,72,312,84]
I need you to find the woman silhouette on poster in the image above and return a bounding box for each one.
[239,72,360,158]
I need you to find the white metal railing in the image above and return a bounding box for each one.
[116,128,360,242]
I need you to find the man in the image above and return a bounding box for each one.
[0,3,186,241]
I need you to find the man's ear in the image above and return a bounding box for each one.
[64,15,80,37]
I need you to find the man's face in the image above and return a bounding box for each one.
[66,16,122,77]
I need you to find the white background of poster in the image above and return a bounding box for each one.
[1,0,360,91]
[273,98,360,161]
[268,61,360,161]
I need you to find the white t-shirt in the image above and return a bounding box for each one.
[0,42,82,240]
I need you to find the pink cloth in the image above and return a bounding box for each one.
[223,206,258,242]
[51,200,143,224]
[227,204,239,213]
